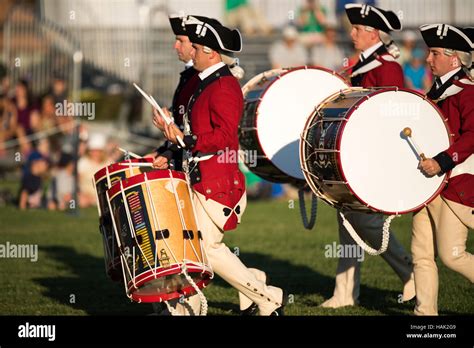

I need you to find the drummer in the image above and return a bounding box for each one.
[143,13,201,315]
[412,24,474,315]
[147,14,270,316]
[145,14,201,171]
[321,3,415,308]
[153,16,286,315]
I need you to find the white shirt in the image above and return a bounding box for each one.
[185,60,194,69]
[439,67,462,86]
[198,62,226,80]
[360,41,384,61]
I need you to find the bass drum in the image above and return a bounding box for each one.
[300,87,452,214]
[239,66,349,185]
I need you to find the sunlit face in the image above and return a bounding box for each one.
[190,43,210,72]
[350,25,377,51]
[173,35,193,63]
[426,47,460,77]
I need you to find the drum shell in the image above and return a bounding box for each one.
[303,89,372,210]
[93,158,153,281]
[107,170,211,302]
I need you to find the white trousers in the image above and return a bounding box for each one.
[411,195,474,315]
[167,191,282,315]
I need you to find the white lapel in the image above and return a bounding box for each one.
[351,59,382,77]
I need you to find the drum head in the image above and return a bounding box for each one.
[256,67,349,181]
[339,89,450,214]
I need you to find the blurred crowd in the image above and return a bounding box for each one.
[0,72,121,210]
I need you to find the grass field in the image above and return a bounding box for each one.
[0,190,473,316]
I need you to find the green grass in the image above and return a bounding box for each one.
[0,198,473,316]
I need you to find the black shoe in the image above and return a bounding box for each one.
[240,303,259,316]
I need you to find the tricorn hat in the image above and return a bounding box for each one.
[185,16,242,53]
[169,14,222,36]
[420,24,474,52]
[345,3,402,32]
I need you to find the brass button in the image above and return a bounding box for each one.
[206,189,211,194]
[234,180,239,185]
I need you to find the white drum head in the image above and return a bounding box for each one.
[257,67,349,180]
[340,90,450,213]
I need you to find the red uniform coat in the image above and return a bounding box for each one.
[157,67,200,171]
[359,55,404,88]
[350,52,404,88]
[172,67,200,126]
[432,77,474,208]
[185,65,246,230]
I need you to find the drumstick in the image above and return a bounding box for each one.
[149,95,186,148]
[149,95,172,125]
[117,147,141,159]
[403,127,427,161]
[118,162,154,167]
[133,83,186,148]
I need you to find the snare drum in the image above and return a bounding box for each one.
[93,158,153,281]
[106,170,212,303]
[240,66,349,185]
[300,87,452,214]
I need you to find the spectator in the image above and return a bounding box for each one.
[22,138,51,177]
[12,79,36,135]
[0,93,19,156]
[399,30,418,67]
[50,75,68,104]
[296,0,327,47]
[47,152,74,211]
[225,0,272,36]
[311,26,346,70]
[403,48,432,92]
[269,26,307,69]
[18,152,49,210]
[31,95,57,133]
[78,132,107,208]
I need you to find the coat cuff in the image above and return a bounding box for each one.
[183,134,197,149]
[433,151,455,174]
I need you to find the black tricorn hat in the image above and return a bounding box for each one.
[420,24,474,52]
[169,14,222,36]
[185,16,242,53]
[345,3,402,32]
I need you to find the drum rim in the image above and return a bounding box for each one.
[301,87,453,214]
[107,169,187,199]
[127,263,213,302]
[243,65,349,183]
[129,278,212,303]
[94,158,153,183]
